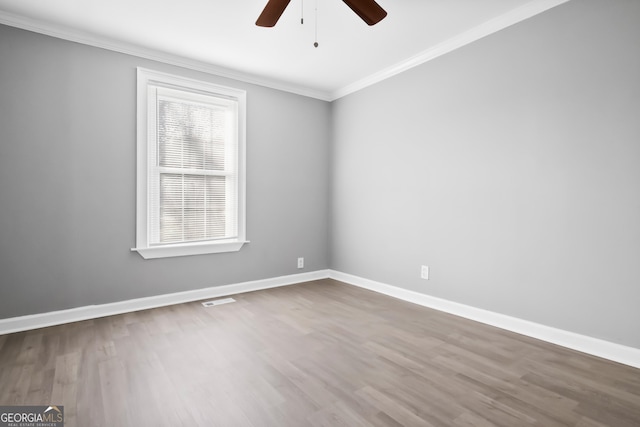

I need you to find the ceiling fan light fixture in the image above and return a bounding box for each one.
[256,0,387,28]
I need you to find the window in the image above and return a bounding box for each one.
[133,68,247,259]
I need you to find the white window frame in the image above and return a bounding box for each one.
[132,68,247,259]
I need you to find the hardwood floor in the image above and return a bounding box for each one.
[1,279,639,426]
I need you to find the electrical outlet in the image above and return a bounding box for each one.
[297,257,304,269]
[421,265,429,280]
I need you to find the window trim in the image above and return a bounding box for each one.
[132,68,247,259]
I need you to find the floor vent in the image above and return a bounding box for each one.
[201,298,236,308]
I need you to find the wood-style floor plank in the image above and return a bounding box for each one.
[1,279,639,426]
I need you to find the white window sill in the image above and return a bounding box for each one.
[132,240,249,259]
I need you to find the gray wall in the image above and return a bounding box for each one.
[0,24,331,318]
[331,0,640,348]
[2,0,639,350]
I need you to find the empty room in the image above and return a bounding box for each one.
[0,0,639,426]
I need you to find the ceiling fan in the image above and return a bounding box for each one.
[256,0,387,27]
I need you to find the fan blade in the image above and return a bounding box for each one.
[342,0,387,26]
[256,0,292,27]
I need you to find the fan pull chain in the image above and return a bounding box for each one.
[314,0,319,47]
[301,0,304,24]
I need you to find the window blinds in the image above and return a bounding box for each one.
[148,87,238,245]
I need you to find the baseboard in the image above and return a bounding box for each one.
[0,270,330,335]
[329,270,640,370]
[3,268,638,370]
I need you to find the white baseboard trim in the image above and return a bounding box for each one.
[0,270,330,335]
[328,270,640,369]
[3,268,638,369]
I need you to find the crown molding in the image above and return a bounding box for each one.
[330,0,571,100]
[0,11,333,102]
[0,0,570,102]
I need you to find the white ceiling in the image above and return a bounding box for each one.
[0,0,568,100]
